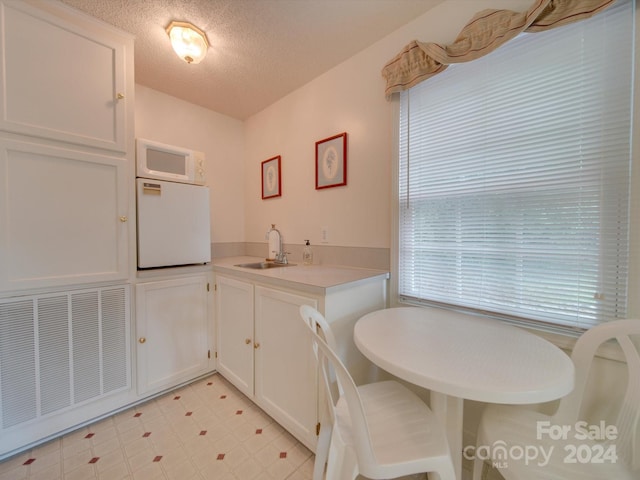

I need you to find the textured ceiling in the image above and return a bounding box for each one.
[60,0,442,120]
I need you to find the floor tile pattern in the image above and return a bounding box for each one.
[0,374,314,480]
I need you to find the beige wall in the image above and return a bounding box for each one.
[133,0,635,287]
[241,2,636,477]
[243,52,392,249]
[134,85,246,244]
[133,0,533,256]
[134,2,635,477]
[242,0,532,252]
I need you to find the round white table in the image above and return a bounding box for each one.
[354,306,575,480]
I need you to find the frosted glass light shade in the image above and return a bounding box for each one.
[166,21,209,64]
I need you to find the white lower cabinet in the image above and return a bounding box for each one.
[215,275,255,397]
[135,274,213,396]
[254,286,319,448]
[215,272,388,451]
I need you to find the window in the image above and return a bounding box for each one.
[397,0,634,332]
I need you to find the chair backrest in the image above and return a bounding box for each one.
[299,305,338,351]
[553,319,640,470]
[299,306,378,470]
[299,305,342,398]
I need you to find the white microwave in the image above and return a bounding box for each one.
[136,138,206,185]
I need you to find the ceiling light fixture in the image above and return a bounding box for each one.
[166,21,209,64]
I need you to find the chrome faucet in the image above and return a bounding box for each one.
[274,251,289,264]
[268,224,289,263]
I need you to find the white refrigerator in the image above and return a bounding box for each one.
[136,178,211,268]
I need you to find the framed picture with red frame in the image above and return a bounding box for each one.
[315,132,347,189]
[261,155,281,199]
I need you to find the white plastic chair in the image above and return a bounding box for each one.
[300,305,340,480]
[299,305,455,480]
[472,319,640,480]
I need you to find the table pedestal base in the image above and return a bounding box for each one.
[430,392,464,480]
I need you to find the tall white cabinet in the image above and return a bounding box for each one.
[0,0,135,459]
[0,0,134,292]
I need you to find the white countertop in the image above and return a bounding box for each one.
[212,256,389,294]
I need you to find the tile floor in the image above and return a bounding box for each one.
[0,373,431,480]
[0,374,315,480]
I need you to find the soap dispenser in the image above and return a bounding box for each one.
[303,240,313,265]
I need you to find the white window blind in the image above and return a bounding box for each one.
[398,0,634,331]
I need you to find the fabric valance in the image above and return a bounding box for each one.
[382,0,615,97]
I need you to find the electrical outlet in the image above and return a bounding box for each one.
[321,226,329,243]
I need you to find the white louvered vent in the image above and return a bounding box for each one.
[101,288,128,393]
[0,300,36,428]
[72,291,101,404]
[0,285,130,430]
[38,295,71,415]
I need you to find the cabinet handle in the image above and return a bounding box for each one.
[139,337,146,344]
[254,342,260,349]
[120,216,128,223]
[116,93,125,100]
[245,338,252,345]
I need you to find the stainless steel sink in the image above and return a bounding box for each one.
[234,262,296,269]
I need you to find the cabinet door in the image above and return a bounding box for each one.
[136,275,211,396]
[215,275,254,398]
[0,0,130,152]
[0,139,129,292]
[254,286,318,448]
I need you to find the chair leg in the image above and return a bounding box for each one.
[326,428,358,480]
[437,457,457,480]
[313,424,332,480]
[426,456,456,480]
[338,446,358,480]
